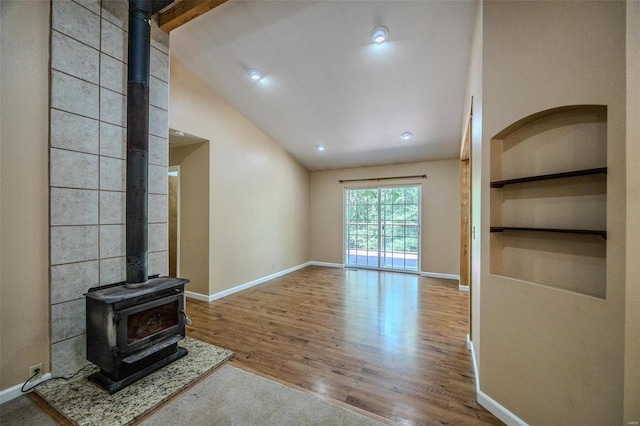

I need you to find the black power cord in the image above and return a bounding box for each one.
[21,364,93,393]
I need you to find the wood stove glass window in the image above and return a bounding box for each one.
[127,301,179,344]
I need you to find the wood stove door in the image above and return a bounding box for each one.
[116,293,185,355]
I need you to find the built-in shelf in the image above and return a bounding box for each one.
[490,226,606,239]
[489,105,608,298]
[490,167,607,188]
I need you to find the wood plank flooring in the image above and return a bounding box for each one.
[186,266,502,425]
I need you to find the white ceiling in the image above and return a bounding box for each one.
[170,1,475,171]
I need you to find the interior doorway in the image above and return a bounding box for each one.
[344,185,421,273]
[168,129,210,295]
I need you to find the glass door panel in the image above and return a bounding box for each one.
[346,188,379,267]
[345,186,420,272]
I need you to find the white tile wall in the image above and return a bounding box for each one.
[99,156,126,191]
[52,71,100,119]
[148,223,168,253]
[50,148,99,189]
[101,0,128,30]
[52,0,100,49]
[99,122,126,159]
[100,87,127,126]
[99,53,126,95]
[100,256,126,285]
[51,299,86,343]
[149,194,168,223]
[99,191,125,224]
[50,225,99,265]
[148,251,168,276]
[100,224,126,259]
[149,135,168,166]
[51,335,88,376]
[50,188,99,226]
[151,21,170,55]
[51,109,99,154]
[150,46,169,81]
[72,0,100,14]
[100,18,127,62]
[49,0,170,375]
[52,31,100,83]
[149,105,169,138]
[51,261,99,305]
[149,164,168,194]
[149,76,169,110]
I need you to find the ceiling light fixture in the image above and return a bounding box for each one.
[401,131,413,140]
[249,69,263,81]
[316,144,326,151]
[371,26,389,44]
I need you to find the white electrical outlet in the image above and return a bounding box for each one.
[29,363,43,382]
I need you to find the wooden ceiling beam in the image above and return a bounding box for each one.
[158,0,229,32]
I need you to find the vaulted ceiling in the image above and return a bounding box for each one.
[169,1,475,171]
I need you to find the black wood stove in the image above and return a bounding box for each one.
[85,277,189,393]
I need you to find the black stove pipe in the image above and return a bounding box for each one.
[125,0,152,288]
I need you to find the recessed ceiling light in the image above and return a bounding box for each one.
[316,144,326,151]
[371,26,389,44]
[401,131,413,140]
[249,69,262,81]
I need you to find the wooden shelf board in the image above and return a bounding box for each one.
[490,227,606,239]
[490,167,607,188]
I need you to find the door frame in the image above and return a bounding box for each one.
[460,109,473,334]
[168,165,180,277]
[343,183,422,274]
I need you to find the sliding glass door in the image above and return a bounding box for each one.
[345,186,420,272]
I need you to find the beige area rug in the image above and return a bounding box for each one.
[35,338,234,426]
[140,364,389,426]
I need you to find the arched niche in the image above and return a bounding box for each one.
[489,105,607,298]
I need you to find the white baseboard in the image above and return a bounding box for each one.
[467,335,528,426]
[459,284,470,292]
[420,271,460,281]
[185,261,315,303]
[467,334,479,392]
[184,290,210,302]
[0,373,52,404]
[477,390,528,426]
[308,261,344,268]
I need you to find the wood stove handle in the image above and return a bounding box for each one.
[180,309,192,326]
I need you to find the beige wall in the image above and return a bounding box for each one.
[0,0,51,388]
[169,58,311,296]
[169,143,210,295]
[625,1,640,421]
[310,160,460,275]
[480,2,625,424]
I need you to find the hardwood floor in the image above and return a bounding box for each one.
[186,266,502,425]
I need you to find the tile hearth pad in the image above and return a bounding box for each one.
[35,338,233,426]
